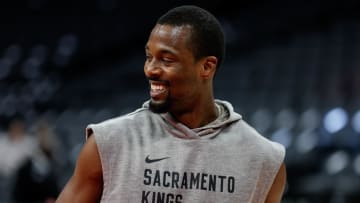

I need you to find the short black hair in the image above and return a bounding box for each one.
[157,5,225,70]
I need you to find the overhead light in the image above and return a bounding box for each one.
[351,110,360,133]
[323,107,348,134]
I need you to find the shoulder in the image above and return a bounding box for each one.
[234,119,286,191]
[233,119,285,162]
[98,107,150,125]
[86,107,153,137]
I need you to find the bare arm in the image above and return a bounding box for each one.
[56,135,103,203]
[265,162,287,203]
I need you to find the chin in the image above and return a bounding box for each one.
[149,99,170,113]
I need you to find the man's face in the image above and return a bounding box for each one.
[144,24,203,113]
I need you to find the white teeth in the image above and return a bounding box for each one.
[151,84,165,91]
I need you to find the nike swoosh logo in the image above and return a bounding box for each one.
[145,155,170,163]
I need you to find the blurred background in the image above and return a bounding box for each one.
[0,0,359,202]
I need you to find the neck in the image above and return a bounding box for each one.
[171,99,218,129]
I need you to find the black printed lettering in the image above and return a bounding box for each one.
[190,172,200,189]
[142,169,235,194]
[163,171,170,187]
[157,192,165,203]
[175,194,182,203]
[228,176,235,193]
[152,191,156,202]
[181,172,188,189]
[154,170,161,186]
[142,190,150,203]
[141,191,182,203]
[208,175,216,191]
[172,172,179,188]
[218,175,226,192]
[200,173,208,190]
[144,169,152,185]
[166,193,174,203]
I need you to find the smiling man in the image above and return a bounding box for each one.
[56,5,286,203]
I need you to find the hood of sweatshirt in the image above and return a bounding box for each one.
[142,99,242,139]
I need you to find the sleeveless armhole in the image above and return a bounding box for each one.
[84,124,108,201]
[86,127,94,140]
[264,141,286,199]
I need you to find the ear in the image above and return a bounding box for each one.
[200,56,217,78]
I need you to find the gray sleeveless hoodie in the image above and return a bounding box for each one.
[86,100,285,203]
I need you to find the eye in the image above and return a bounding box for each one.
[145,55,153,62]
[162,57,174,63]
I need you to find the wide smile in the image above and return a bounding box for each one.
[149,81,169,100]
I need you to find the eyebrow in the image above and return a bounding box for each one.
[145,45,177,56]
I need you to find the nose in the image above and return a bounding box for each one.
[144,60,162,78]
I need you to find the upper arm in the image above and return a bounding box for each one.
[265,162,287,203]
[56,135,103,203]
